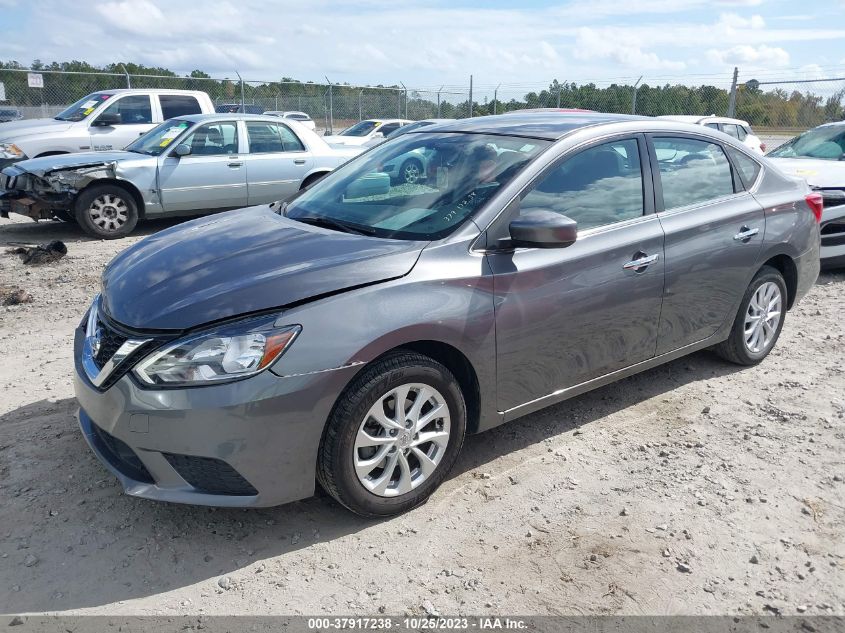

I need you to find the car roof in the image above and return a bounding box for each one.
[658,114,751,126]
[422,112,651,140]
[94,89,207,96]
[170,113,302,124]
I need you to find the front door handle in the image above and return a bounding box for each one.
[733,226,760,242]
[623,252,659,272]
[294,159,306,165]
[228,162,243,168]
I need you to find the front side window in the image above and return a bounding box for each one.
[284,132,549,240]
[180,122,239,156]
[126,119,191,156]
[340,121,379,137]
[520,138,644,231]
[246,122,304,153]
[653,137,735,210]
[99,95,153,125]
[160,95,201,119]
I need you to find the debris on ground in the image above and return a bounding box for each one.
[7,240,67,265]
[0,285,33,306]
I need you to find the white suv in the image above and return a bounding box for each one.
[658,115,766,155]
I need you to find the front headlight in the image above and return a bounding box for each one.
[0,143,26,160]
[133,315,300,387]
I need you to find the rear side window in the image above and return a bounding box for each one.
[287,113,310,121]
[705,122,720,131]
[246,122,305,153]
[726,147,762,189]
[521,138,644,231]
[160,95,202,119]
[721,124,741,139]
[653,137,735,210]
[737,126,749,141]
[100,95,152,124]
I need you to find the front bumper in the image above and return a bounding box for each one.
[820,203,845,269]
[73,324,358,507]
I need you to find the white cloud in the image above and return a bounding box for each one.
[718,12,766,29]
[706,44,790,67]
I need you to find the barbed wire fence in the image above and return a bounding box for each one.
[1,66,844,139]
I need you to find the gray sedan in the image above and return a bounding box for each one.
[73,112,819,517]
[0,114,360,238]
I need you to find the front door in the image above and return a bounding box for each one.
[242,120,312,205]
[648,135,765,354]
[89,94,156,151]
[158,120,248,213]
[488,136,666,412]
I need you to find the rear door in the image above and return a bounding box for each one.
[648,134,764,354]
[157,120,248,212]
[89,94,156,151]
[243,121,312,204]
[488,135,666,412]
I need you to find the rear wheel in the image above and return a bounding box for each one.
[714,266,786,365]
[317,351,466,517]
[74,184,138,239]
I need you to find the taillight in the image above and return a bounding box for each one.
[805,193,823,223]
[760,142,766,153]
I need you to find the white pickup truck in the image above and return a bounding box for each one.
[0,89,216,169]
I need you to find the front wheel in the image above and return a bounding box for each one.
[317,351,466,517]
[714,265,787,365]
[398,158,423,185]
[74,184,138,239]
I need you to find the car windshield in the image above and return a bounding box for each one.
[385,121,433,140]
[125,119,192,156]
[54,92,113,122]
[768,125,845,160]
[284,132,549,240]
[340,121,379,137]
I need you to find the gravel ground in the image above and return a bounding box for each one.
[0,214,843,617]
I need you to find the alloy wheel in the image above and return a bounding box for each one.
[402,161,422,184]
[353,383,451,497]
[744,281,782,354]
[87,194,129,233]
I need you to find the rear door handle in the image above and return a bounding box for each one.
[294,159,306,165]
[623,253,659,272]
[733,226,759,242]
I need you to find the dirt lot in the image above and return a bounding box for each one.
[0,214,843,617]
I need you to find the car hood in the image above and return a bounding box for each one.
[323,135,369,147]
[0,117,75,141]
[7,150,151,176]
[767,157,844,188]
[101,206,426,330]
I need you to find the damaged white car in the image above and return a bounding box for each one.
[0,114,361,238]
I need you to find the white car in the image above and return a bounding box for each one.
[323,119,412,147]
[767,121,845,269]
[263,110,316,131]
[658,115,766,155]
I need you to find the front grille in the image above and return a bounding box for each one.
[92,316,129,370]
[162,453,258,496]
[90,423,155,484]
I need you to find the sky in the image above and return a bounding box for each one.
[1,0,844,99]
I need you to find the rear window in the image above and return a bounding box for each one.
[287,113,310,121]
[161,95,202,119]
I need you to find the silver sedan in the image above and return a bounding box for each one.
[0,114,362,238]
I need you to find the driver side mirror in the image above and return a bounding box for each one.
[92,112,121,127]
[507,209,577,249]
[173,143,192,157]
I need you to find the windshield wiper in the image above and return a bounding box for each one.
[291,215,376,236]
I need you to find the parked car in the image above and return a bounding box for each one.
[73,112,819,516]
[323,119,412,147]
[362,118,454,148]
[0,107,23,122]
[658,115,766,155]
[0,114,360,238]
[0,89,215,170]
[263,111,316,131]
[215,103,264,114]
[503,108,595,114]
[365,119,456,184]
[767,120,845,268]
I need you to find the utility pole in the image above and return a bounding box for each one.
[468,74,473,118]
[358,89,363,121]
[493,83,500,115]
[631,75,642,115]
[556,82,561,108]
[120,64,131,88]
[727,66,739,117]
[235,70,245,111]
[436,86,443,118]
[400,82,408,119]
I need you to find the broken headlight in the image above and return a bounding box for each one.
[0,143,26,160]
[133,315,300,387]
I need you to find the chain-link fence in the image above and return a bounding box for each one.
[2,66,844,140]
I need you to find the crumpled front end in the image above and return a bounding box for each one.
[0,161,117,221]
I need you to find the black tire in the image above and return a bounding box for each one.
[74,184,138,239]
[714,265,787,366]
[52,210,76,223]
[398,158,423,184]
[317,351,467,517]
